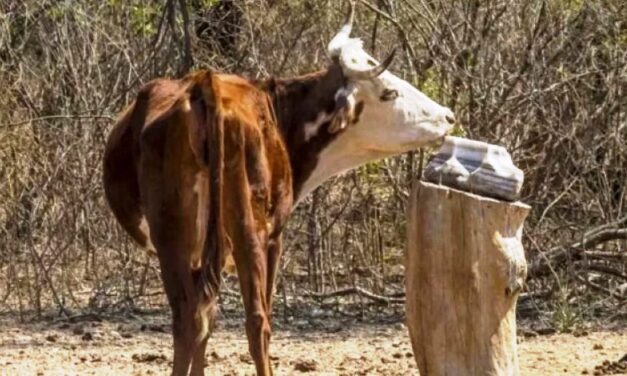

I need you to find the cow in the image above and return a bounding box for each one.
[103,3,455,375]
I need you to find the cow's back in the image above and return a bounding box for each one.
[103,71,293,272]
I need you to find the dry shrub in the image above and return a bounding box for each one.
[0,0,624,326]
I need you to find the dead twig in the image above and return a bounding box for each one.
[1,114,115,129]
[304,286,405,304]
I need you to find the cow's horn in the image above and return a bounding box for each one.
[340,48,396,80]
[328,1,355,58]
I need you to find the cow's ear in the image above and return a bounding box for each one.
[328,112,348,134]
[328,86,360,134]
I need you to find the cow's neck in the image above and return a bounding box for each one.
[266,66,359,203]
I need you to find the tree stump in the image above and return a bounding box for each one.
[405,181,530,376]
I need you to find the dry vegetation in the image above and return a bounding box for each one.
[0,0,625,335]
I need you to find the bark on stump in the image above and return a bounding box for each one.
[405,181,530,376]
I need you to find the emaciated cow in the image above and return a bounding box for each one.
[103,3,455,375]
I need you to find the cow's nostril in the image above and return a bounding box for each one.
[445,115,456,125]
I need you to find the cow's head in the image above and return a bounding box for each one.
[327,2,455,153]
[290,2,456,200]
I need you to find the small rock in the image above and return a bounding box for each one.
[535,327,557,336]
[327,324,342,333]
[148,324,167,333]
[593,344,604,350]
[294,359,318,372]
[45,334,59,342]
[132,353,167,363]
[81,332,93,341]
[121,332,133,339]
[392,352,403,359]
[72,326,85,335]
[573,330,589,337]
[13,334,35,346]
[109,331,121,339]
[294,320,308,329]
[239,354,252,364]
[518,328,538,338]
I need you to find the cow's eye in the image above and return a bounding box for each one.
[380,89,399,101]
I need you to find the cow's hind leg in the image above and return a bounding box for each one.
[189,267,221,375]
[154,254,208,376]
[189,301,217,376]
[155,255,220,376]
[141,164,215,375]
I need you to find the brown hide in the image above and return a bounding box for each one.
[103,69,297,376]
[103,64,361,375]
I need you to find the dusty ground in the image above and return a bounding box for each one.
[0,316,625,376]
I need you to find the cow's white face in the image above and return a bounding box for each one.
[338,42,455,153]
[296,6,454,201]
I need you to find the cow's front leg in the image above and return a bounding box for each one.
[232,235,272,376]
[223,123,273,375]
[226,203,272,375]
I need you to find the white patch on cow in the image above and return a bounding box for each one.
[192,171,237,275]
[223,235,236,275]
[181,98,191,111]
[139,216,156,253]
[223,253,236,275]
[296,131,376,205]
[303,111,333,142]
[192,171,207,270]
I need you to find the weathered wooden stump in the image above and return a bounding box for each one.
[405,181,530,376]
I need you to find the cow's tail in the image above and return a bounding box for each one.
[198,71,225,304]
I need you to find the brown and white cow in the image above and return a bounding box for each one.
[103,4,454,376]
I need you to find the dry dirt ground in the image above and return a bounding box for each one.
[0,316,625,376]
